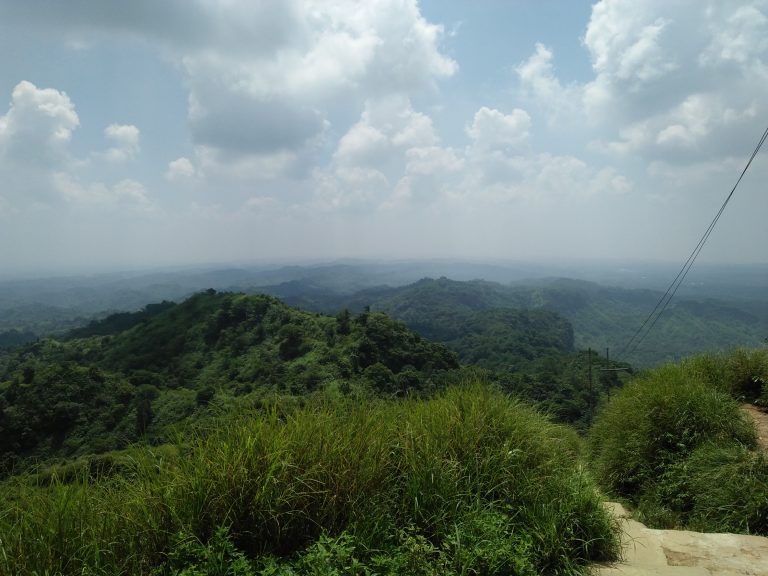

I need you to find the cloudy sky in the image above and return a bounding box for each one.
[0,0,766,275]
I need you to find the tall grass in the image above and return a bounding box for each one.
[588,351,767,533]
[681,347,768,402]
[0,384,618,575]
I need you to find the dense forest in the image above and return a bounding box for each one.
[0,291,460,474]
[0,287,632,476]
[261,276,767,368]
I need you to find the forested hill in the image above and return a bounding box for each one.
[264,276,767,367]
[0,291,459,475]
[348,278,575,370]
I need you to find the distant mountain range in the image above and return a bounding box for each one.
[1,261,766,367]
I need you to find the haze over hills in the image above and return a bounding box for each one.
[1,260,766,368]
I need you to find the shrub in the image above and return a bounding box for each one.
[588,358,765,533]
[0,384,618,575]
[681,348,768,402]
[677,443,768,534]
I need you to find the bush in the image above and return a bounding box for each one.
[674,443,768,534]
[0,384,618,575]
[588,358,764,533]
[681,348,768,402]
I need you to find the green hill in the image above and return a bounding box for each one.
[264,276,766,368]
[0,291,458,474]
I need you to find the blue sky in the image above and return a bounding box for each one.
[0,0,766,275]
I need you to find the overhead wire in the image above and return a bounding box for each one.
[617,124,768,362]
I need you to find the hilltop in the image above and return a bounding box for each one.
[261,276,767,367]
[0,290,459,474]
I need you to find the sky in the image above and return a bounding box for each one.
[0,0,767,276]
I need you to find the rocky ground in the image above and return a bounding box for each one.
[593,407,768,575]
[594,502,768,576]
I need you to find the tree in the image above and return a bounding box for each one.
[278,325,306,360]
[336,309,351,335]
[135,385,159,437]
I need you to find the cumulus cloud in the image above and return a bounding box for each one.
[326,100,630,212]
[579,0,768,163]
[5,0,764,268]
[515,44,581,124]
[315,95,442,209]
[102,123,140,162]
[466,107,531,152]
[0,80,79,167]
[165,157,196,181]
[5,1,456,180]
[0,81,157,215]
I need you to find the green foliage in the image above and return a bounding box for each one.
[588,352,767,534]
[329,277,629,428]
[276,276,767,369]
[0,361,136,474]
[0,329,36,350]
[0,385,618,575]
[0,291,459,474]
[364,278,575,367]
[667,443,768,534]
[682,348,768,402]
[154,526,255,576]
[67,301,176,339]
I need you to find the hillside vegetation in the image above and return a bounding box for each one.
[0,286,635,476]
[265,276,767,368]
[589,348,768,534]
[0,291,458,474]
[1,273,767,573]
[266,278,634,429]
[0,385,618,575]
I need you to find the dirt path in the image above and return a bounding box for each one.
[742,404,768,453]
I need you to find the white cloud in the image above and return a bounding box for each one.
[316,96,441,208]
[175,0,456,175]
[0,80,79,167]
[515,44,581,124]
[574,0,768,166]
[466,107,531,152]
[584,2,677,84]
[335,96,437,166]
[4,1,458,189]
[165,157,196,181]
[102,123,140,162]
[0,82,157,215]
[53,172,154,211]
[405,146,463,175]
[700,4,768,66]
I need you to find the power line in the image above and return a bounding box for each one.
[618,124,768,362]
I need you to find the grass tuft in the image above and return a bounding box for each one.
[589,351,768,534]
[0,383,618,575]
